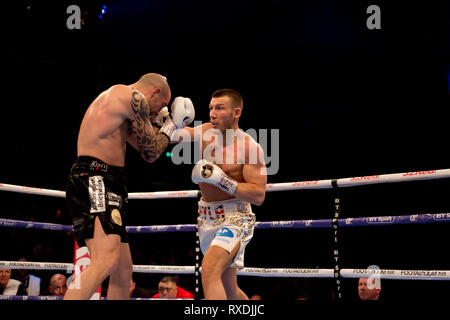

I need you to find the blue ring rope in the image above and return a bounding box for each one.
[1,213,449,233]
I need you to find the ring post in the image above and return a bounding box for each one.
[331,179,343,300]
[194,191,202,300]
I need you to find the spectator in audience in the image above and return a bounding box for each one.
[13,257,41,296]
[152,276,194,299]
[48,273,68,296]
[0,268,26,295]
[358,277,382,300]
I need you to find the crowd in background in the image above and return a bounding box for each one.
[1,178,450,300]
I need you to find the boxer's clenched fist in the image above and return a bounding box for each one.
[191,159,238,195]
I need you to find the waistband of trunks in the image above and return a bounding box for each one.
[71,156,125,177]
[198,198,252,220]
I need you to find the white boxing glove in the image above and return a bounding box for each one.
[191,159,238,195]
[159,97,195,138]
[171,97,195,129]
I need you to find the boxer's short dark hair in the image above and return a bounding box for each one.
[212,88,243,110]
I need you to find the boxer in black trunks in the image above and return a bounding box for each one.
[67,156,129,247]
[64,73,195,300]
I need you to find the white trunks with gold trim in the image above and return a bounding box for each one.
[197,198,256,269]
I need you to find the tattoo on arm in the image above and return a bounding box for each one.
[129,89,169,163]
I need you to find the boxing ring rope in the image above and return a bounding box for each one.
[1,260,450,280]
[1,212,450,233]
[1,212,450,280]
[1,169,449,198]
[1,168,450,298]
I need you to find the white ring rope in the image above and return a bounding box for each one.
[0,169,449,199]
[1,261,449,280]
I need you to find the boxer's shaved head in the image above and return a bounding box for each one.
[136,73,170,98]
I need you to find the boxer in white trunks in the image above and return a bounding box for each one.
[173,89,267,300]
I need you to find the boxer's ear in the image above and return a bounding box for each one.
[150,87,161,97]
[233,107,242,119]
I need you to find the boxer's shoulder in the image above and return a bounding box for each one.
[109,84,136,101]
[237,131,264,163]
[91,85,132,109]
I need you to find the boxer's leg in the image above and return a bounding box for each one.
[222,267,248,300]
[201,242,241,300]
[64,217,121,300]
[107,242,133,300]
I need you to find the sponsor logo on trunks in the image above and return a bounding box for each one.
[90,160,108,172]
[238,203,250,213]
[199,205,226,220]
[107,192,121,206]
[216,227,234,238]
[89,176,105,213]
[111,209,122,226]
[215,205,225,215]
[214,205,225,219]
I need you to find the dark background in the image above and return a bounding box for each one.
[0,0,449,301]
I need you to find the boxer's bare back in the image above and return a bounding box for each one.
[77,84,170,166]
